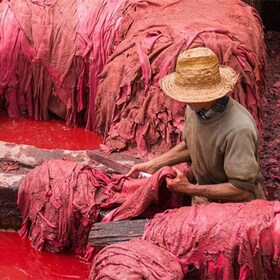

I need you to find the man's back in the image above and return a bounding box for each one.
[183,97,262,197]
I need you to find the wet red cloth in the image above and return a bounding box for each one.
[95,0,266,157]
[17,159,182,255]
[90,239,184,280]
[143,200,280,279]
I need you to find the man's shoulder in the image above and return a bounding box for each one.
[229,98,254,118]
[226,98,258,130]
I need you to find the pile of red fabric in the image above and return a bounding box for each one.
[89,239,184,280]
[18,159,280,279]
[17,159,183,255]
[92,200,280,279]
[143,200,280,279]
[0,0,266,157]
[95,0,266,158]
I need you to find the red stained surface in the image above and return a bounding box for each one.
[0,112,103,150]
[0,231,91,279]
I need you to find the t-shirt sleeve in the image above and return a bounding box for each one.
[223,128,261,193]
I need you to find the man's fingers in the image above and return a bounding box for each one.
[166,177,172,185]
[166,177,177,186]
[126,167,137,177]
[172,166,184,177]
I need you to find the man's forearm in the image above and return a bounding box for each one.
[150,141,190,170]
[187,182,254,202]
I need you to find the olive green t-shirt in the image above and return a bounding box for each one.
[183,97,262,196]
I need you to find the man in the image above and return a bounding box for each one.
[127,47,265,202]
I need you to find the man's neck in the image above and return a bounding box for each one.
[196,95,229,120]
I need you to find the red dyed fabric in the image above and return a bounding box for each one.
[0,0,265,157]
[18,160,109,254]
[17,159,280,278]
[95,0,266,157]
[90,239,184,280]
[17,159,182,255]
[101,166,183,222]
[143,200,280,279]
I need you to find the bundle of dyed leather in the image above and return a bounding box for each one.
[143,200,280,279]
[92,200,280,279]
[90,239,184,280]
[18,159,280,279]
[17,159,183,255]
[95,0,266,157]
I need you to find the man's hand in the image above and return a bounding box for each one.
[126,161,158,178]
[127,142,190,178]
[167,167,254,202]
[166,167,195,194]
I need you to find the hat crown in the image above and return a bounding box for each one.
[159,47,238,103]
[175,48,221,89]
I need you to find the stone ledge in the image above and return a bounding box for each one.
[0,141,139,230]
[0,141,92,230]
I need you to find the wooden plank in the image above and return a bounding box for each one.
[88,219,150,247]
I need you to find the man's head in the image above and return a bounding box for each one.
[159,47,238,108]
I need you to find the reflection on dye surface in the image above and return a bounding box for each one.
[0,232,91,279]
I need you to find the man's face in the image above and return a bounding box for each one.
[187,103,202,111]
[187,102,213,111]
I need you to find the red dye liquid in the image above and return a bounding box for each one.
[0,231,91,279]
[0,112,103,150]
[0,114,102,279]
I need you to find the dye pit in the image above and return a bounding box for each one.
[0,112,103,151]
[0,115,103,279]
[0,232,91,279]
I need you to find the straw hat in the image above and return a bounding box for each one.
[160,47,239,103]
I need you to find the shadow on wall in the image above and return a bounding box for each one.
[243,0,280,31]
[243,0,261,13]
[261,0,280,31]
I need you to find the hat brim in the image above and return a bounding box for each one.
[160,66,239,103]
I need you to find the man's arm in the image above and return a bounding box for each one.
[127,141,190,176]
[186,182,253,202]
[148,141,190,169]
[166,167,254,202]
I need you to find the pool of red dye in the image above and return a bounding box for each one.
[0,231,91,279]
[0,112,103,150]
[0,113,103,279]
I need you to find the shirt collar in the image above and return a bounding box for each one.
[196,95,229,120]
